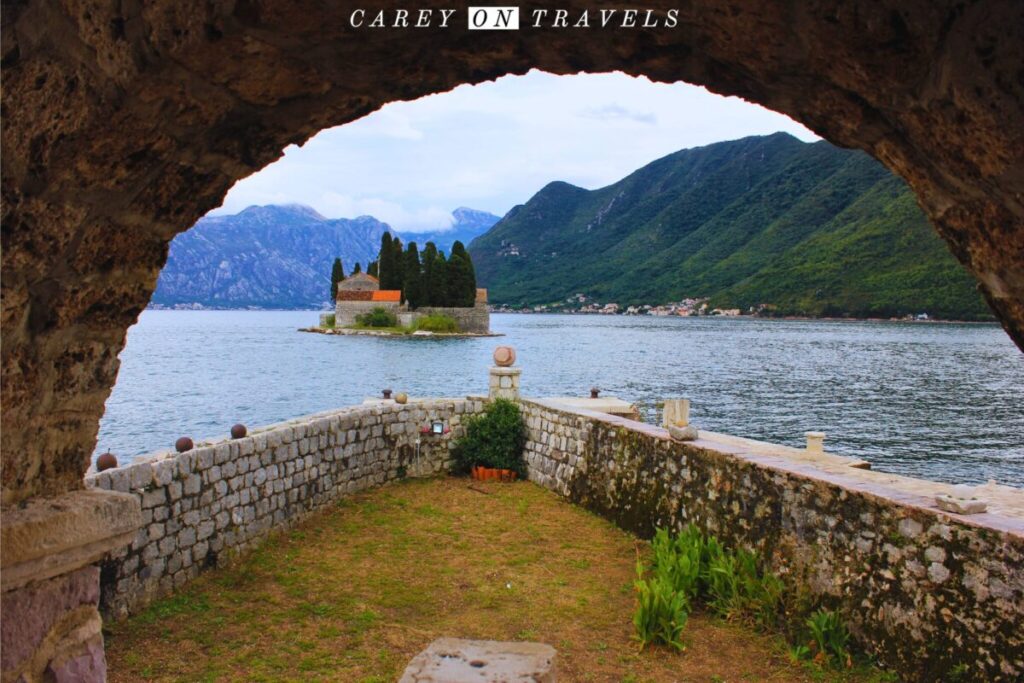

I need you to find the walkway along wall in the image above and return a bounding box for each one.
[520,398,1023,681]
[86,399,484,618]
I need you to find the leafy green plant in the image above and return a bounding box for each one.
[806,609,851,668]
[704,547,782,629]
[651,527,702,601]
[632,560,689,651]
[322,313,336,329]
[414,313,459,333]
[450,399,526,476]
[355,307,397,328]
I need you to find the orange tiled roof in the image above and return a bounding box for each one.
[371,290,401,302]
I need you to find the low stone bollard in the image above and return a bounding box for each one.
[664,398,698,441]
[805,431,825,455]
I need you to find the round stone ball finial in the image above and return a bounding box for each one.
[493,346,516,367]
[175,436,194,453]
[395,392,409,405]
[231,423,248,439]
[96,452,118,472]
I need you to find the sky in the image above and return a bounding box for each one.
[212,70,818,232]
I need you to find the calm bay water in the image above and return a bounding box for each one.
[96,311,1024,487]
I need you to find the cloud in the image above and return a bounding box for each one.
[579,103,657,125]
[209,71,819,231]
[319,193,454,232]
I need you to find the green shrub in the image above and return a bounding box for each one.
[323,313,336,328]
[806,609,851,668]
[451,399,526,476]
[705,547,783,628]
[414,314,459,333]
[633,559,689,651]
[651,527,702,601]
[635,526,862,670]
[355,307,397,328]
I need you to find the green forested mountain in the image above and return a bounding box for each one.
[468,133,990,320]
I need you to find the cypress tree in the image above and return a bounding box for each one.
[378,233,394,289]
[330,257,345,301]
[367,260,378,277]
[421,242,438,306]
[402,242,422,308]
[390,236,404,294]
[448,241,477,307]
[430,251,449,306]
[353,262,362,275]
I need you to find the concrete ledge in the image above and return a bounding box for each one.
[1,489,141,592]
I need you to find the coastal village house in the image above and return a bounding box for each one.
[334,272,491,333]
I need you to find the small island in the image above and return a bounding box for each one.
[302,235,499,337]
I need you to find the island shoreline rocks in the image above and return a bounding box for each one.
[298,327,503,339]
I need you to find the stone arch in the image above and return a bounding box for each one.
[2,0,1023,505]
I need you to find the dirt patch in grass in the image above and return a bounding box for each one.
[105,478,887,682]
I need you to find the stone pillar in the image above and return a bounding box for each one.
[489,346,521,401]
[1,489,141,682]
[489,367,521,401]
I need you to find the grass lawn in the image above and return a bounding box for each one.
[105,477,890,682]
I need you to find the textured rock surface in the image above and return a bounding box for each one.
[0,566,106,682]
[2,1,1023,507]
[520,398,1024,681]
[87,399,482,619]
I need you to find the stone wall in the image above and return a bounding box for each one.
[413,303,490,334]
[520,398,1024,681]
[86,399,484,618]
[334,300,403,328]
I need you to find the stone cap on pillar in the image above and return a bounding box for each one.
[1,489,142,592]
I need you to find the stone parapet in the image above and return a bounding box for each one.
[518,398,1024,681]
[85,398,485,619]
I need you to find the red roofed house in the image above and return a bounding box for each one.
[334,272,404,326]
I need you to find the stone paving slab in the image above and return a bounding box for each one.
[400,638,556,683]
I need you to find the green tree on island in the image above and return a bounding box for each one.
[352,262,362,275]
[378,233,395,288]
[368,238,478,308]
[447,241,477,307]
[420,242,438,306]
[330,257,345,301]
[390,236,404,293]
[367,260,378,277]
[428,250,449,306]
[403,242,423,308]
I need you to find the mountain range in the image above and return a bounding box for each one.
[467,133,990,320]
[152,205,499,308]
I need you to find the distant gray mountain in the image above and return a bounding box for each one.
[153,204,391,309]
[398,207,500,255]
[151,204,500,309]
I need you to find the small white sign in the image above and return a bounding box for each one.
[467,6,520,30]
